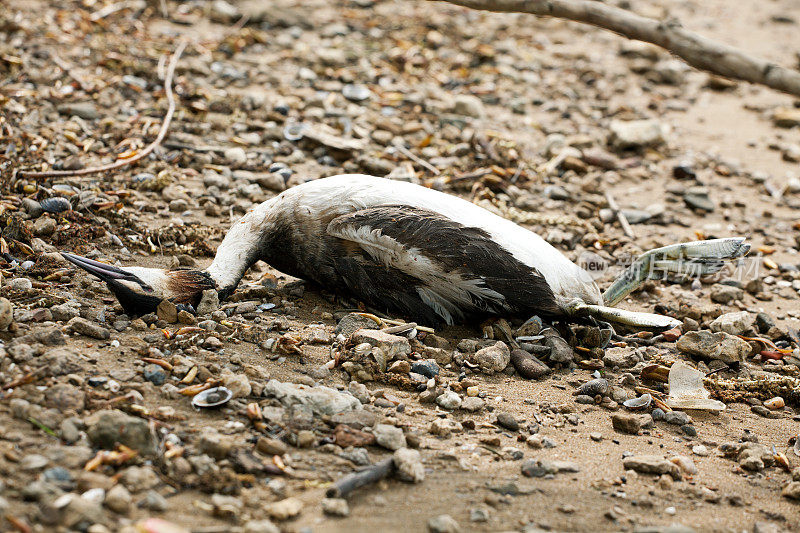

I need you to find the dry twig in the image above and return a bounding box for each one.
[326,458,395,498]
[17,39,187,180]
[431,0,800,98]
[605,191,634,239]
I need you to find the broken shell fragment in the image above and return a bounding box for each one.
[574,378,609,397]
[666,361,725,411]
[641,364,670,383]
[623,393,652,410]
[40,197,72,213]
[191,386,233,409]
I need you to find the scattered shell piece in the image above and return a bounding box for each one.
[666,361,725,411]
[192,387,233,409]
[574,378,609,397]
[40,197,72,213]
[623,393,652,410]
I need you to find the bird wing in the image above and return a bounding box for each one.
[326,205,559,324]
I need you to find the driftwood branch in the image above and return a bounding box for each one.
[326,458,394,498]
[430,0,800,98]
[17,39,187,180]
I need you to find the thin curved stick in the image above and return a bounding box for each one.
[430,0,800,98]
[17,39,187,180]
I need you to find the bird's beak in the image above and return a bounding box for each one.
[60,252,140,284]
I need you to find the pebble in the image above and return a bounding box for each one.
[623,455,682,480]
[67,317,110,340]
[393,447,425,482]
[544,334,574,364]
[496,411,520,431]
[156,300,178,323]
[104,484,132,514]
[684,188,715,212]
[0,297,13,330]
[265,497,304,520]
[510,348,551,379]
[461,396,485,412]
[663,411,691,426]
[224,147,248,166]
[197,289,220,315]
[428,514,461,533]
[244,520,281,533]
[411,360,439,378]
[692,445,709,456]
[611,413,652,434]
[709,284,744,304]
[264,379,362,416]
[373,423,407,450]
[709,311,755,335]
[57,101,99,120]
[469,508,490,522]
[6,277,32,290]
[350,329,412,358]
[609,119,667,148]
[676,330,751,363]
[143,364,167,386]
[467,341,510,373]
[143,490,169,512]
[257,437,288,456]
[87,409,156,456]
[451,94,484,118]
[782,481,800,500]
[436,390,461,410]
[322,497,350,517]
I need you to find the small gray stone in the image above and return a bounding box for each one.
[602,347,639,368]
[67,317,110,340]
[264,380,362,416]
[468,341,510,374]
[87,409,156,456]
[350,329,412,359]
[436,390,461,410]
[197,289,220,315]
[451,94,484,118]
[469,507,490,522]
[0,297,14,331]
[683,187,715,212]
[393,447,425,482]
[374,423,406,451]
[663,411,691,426]
[461,396,485,412]
[143,490,168,512]
[544,335,574,364]
[428,514,461,533]
[623,455,682,480]
[496,412,520,431]
[612,413,652,434]
[676,330,751,363]
[105,484,132,514]
[709,311,755,336]
[609,119,667,148]
[322,497,350,517]
[710,284,744,304]
[57,101,99,120]
[244,519,281,533]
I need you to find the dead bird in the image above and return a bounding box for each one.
[62,174,749,328]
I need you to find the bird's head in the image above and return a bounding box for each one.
[61,252,214,316]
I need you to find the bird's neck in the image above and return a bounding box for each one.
[204,197,284,299]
